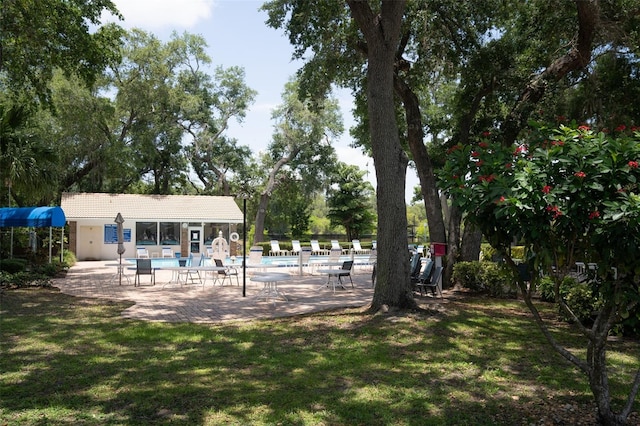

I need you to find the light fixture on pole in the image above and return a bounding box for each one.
[237,191,250,297]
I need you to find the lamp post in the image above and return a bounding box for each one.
[237,191,250,297]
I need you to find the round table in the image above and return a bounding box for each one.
[251,273,290,304]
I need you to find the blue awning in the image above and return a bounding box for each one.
[0,207,66,228]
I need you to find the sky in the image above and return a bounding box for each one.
[106,0,419,202]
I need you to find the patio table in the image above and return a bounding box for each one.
[251,273,290,304]
[317,268,351,293]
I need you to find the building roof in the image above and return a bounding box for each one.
[0,207,66,227]
[61,192,243,222]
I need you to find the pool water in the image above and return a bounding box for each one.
[127,254,374,268]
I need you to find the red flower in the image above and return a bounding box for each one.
[495,196,506,204]
[616,124,626,132]
[628,161,638,169]
[446,144,461,154]
[578,125,590,131]
[551,140,564,146]
[513,145,527,155]
[589,211,600,220]
[471,151,480,157]
[556,115,566,122]
[546,205,563,219]
[478,174,496,183]
[476,160,484,167]
[478,141,489,149]
[542,185,552,194]
[574,171,586,178]
[505,163,512,169]
[482,131,491,137]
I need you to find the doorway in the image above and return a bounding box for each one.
[188,227,203,255]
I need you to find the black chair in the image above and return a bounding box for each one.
[337,260,354,288]
[214,258,239,286]
[135,258,155,286]
[409,252,422,283]
[416,265,443,298]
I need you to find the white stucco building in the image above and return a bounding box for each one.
[61,192,243,261]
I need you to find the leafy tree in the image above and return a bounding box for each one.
[0,0,123,103]
[253,78,341,243]
[440,123,640,425]
[187,65,257,195]
[326,163,376,241]
[264,176,311,239]
[0,101,58,206]
[264,0,418,309]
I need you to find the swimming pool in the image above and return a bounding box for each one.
[127,254,374,268]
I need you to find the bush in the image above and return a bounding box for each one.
[0,258,28,274]
[34,261,69,277]
[0,271,52,288]
[563,281,602,323]
[452,261,484,291]
[453,261,518,298]
[482,262,518,298]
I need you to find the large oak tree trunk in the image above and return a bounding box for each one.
[347,0,415,310]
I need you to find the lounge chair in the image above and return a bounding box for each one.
[331,240,348,254]
[134,258,155,286]
[269,240,289,256]
[161,247,174,258]
[291,240,302,255]
[351,239,370,254]
[136,247,150,258]
[310,240,329,255]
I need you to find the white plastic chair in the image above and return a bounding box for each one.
[269,240,289,256]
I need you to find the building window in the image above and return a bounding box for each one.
[136,222,157,245]
[160,222,180,245]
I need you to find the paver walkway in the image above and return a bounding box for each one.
[53,261,378,323]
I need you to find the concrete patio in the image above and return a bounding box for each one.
[53,261,379,323]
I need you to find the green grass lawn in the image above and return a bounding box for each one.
[1,288,638,425]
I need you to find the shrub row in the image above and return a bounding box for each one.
[451,261,518,298]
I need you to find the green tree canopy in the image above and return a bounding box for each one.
[326,163,376,241]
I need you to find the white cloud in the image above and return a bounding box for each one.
[108,0,216,30]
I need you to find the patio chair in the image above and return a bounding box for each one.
[291,240,302,255]
[337,260,354,287]
[136,247,150,258]
[351,239,370,254]
[176,254,200,285]
[248,246,263,265]
[213,258,239,286]
[299,246,312,274]
[310,240,329,255]
[409,252,422,283]
[134,258,155,286]
[161,247,174,258]
[206,246,214,257]
[269,240,289,256]
[416,265,443,298]
[328,248,342,263]
[413,258,433,292]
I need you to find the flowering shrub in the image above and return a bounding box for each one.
[440,123,640,422]
[440,123,640,312]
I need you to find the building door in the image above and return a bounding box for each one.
[79,226,102,260]
[188,227,203,255]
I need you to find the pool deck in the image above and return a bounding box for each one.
[53,260,384,323]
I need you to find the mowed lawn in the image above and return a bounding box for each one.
[1,288,638,425]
